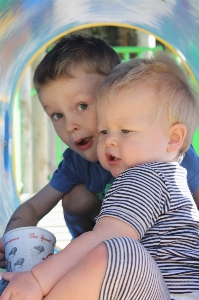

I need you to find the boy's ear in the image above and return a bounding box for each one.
[167,123,187,152]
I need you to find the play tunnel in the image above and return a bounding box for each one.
[0,0,199,236]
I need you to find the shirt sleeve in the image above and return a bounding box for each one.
[97,167,168,239]
[181,145,199,194]
[50,148,83,193]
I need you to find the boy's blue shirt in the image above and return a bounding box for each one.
[50,145,199,199]
[50,148,114,201]
[181,145,199,194]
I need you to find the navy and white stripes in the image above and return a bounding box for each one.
[97,162,199,294]
[100,237,170,300]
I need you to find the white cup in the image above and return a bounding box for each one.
[3,227,56,272]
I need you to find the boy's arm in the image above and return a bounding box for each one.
[4,183,64,234]
[0,240,5,268]
[1,217,138,299]
[0,184,64,268]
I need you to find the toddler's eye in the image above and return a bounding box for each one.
[100,130,108,135]
[77,103,88,111]
[52,113,63,120]
[121,129,131,134]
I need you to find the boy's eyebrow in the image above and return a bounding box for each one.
[42,104,48,109]
[42,104,52,111]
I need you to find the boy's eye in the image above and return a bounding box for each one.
[100,130,108,135]
[121,129,131,134]
[52,113,63,120]
[77,103,88,111]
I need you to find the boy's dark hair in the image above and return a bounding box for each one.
[33,34,121,90]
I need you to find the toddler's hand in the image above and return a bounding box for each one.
[0,271,43,300]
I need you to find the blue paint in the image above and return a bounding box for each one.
[4,111,9,172]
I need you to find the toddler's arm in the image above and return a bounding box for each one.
[1,217,138,299]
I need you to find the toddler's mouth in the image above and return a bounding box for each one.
[109,155,116,161]
[106,153,120,161]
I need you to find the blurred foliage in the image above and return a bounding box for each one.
[48,26,138,51]
[73,26,137,46]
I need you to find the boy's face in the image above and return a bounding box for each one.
[97,85,171,177]
[38,69,106,162]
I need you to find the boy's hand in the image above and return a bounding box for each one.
[0,239,6,269]
[0,271,43,300]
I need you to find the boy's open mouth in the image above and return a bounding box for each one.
[75,136,94,151]
[76,136,93,146]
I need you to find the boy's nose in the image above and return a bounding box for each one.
[65,118,80,132]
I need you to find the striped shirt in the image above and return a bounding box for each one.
[97,162,199,294]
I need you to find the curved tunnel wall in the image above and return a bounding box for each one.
[0,0,199,235]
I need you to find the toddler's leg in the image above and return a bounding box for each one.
[44,237,170,300]
[43,242,108,300]
[100,237,171,300]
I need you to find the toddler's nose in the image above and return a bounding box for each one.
[105,133,117,147]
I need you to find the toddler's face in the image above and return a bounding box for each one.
[38,69,106,162]
[97,85,171,177]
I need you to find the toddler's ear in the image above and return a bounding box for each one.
[167,123,187,152]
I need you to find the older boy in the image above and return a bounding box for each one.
[2,51,199,300]
[0,34,199,268]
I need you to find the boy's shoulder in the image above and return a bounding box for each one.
[62,148,111,176]
[62,148,96,166]
[181,146,199,194]
[50,148,114,195]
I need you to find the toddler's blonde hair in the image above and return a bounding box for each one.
[98,51,199,153]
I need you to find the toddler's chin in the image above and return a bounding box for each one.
[111,170,120,178]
